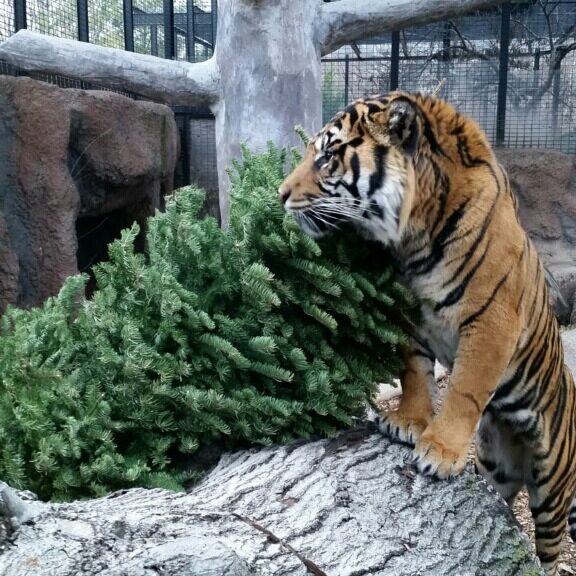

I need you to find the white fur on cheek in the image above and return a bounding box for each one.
[359,168,405,246]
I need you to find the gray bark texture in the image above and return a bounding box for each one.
[318,0,513,55]
[0,0,508,225]
[0,31,221,107]
[0,429,543,576]
[214,0,323,221]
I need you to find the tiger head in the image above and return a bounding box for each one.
[279,92,423,245]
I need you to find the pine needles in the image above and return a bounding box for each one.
[0,144,415,500]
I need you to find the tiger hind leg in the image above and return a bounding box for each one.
[527,478,572,576]
[569,495,576,542]
[475,409,526,506]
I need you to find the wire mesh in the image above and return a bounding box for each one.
[187,116,218,193]
[2,1,576,180]
[321,2,576,154]
[26,0,78,40]
[503,2,576,151]
[0,1,14,43]
[133,0,162,56]
[89,0,124,49]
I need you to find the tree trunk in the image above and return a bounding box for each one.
[214,0,323,223]
[0,31,221,107]
[0,429,542,576]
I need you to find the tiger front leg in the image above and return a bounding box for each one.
[413,311,520,479]
[378,344,436,447]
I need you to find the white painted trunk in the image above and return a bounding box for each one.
[214,0,323,224]
[0,31,221,107]
[0,430,542,575]
[318,0,513,55]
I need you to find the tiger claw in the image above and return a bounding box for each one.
[375,411,430,448]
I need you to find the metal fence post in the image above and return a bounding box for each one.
[390,31,400,91]
[151,25,158,56]
[344,54,350,104]
[496,2,511,147]
[211,0,217,48]
[77,0,89,42]
[186,0,196,62]
[123,0,134,52]
[552,58,561,133]
[163,0,175,59]
[14,0,27,31]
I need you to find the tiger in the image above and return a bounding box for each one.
[278,90,576,575]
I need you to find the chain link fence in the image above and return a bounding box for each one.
[1,1,575,191]
[322,2,576,152]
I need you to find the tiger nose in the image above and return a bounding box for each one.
[278,185,291,205]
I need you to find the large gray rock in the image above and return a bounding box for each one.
[498,149,576,324]
[0,75,178,312]
[0,429,542,576]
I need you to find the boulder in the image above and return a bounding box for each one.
[0,428,542,576]
[498,149,576,324]
[0,75,178,312]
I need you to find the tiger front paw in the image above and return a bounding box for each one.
[412,431,468,479]
[375,411,430,447]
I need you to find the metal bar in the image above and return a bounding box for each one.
[442,22,451,62]
[390,31,400,91]
[123,0,134,52]
[496,2,511,147]
[178,114,192,185]
[186,0,195,62]
[344,55,350,104]
[77,0,89,43]
[211,0,217,48]
[14,0,27,31]
[164,0,175,59]
[151,25,158,56]
[552,58,561,133]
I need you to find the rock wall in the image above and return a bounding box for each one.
[498,149,576,324]
[0,75,178,312]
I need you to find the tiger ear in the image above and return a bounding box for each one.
[365,98,419,155]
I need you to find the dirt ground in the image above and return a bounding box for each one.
[377,375,576,575]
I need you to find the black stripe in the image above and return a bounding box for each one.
[367,145,387,197]
[436,244,489,311]
[442,187,500,289]
[422,116,447,158]
[477,456,497,472]
[347,106,359,127]
[350,152,360,185]
[460,270,511,329]
[405,199,470,276]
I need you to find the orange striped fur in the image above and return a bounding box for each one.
[279,91,576,575]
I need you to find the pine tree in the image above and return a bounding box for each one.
[0,145,415,500]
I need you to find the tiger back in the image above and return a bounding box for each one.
[278,90,576,575]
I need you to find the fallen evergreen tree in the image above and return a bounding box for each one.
[0,146,413,500]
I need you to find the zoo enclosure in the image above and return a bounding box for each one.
[1,0,575,193]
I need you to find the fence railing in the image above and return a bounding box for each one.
[1,1,576,187]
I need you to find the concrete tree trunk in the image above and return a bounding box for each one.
[0,0,509,224]
[214,0,323,222]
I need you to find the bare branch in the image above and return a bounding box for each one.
[318,0,509,56]
[527,42,576,107]
[0,30,221,107]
